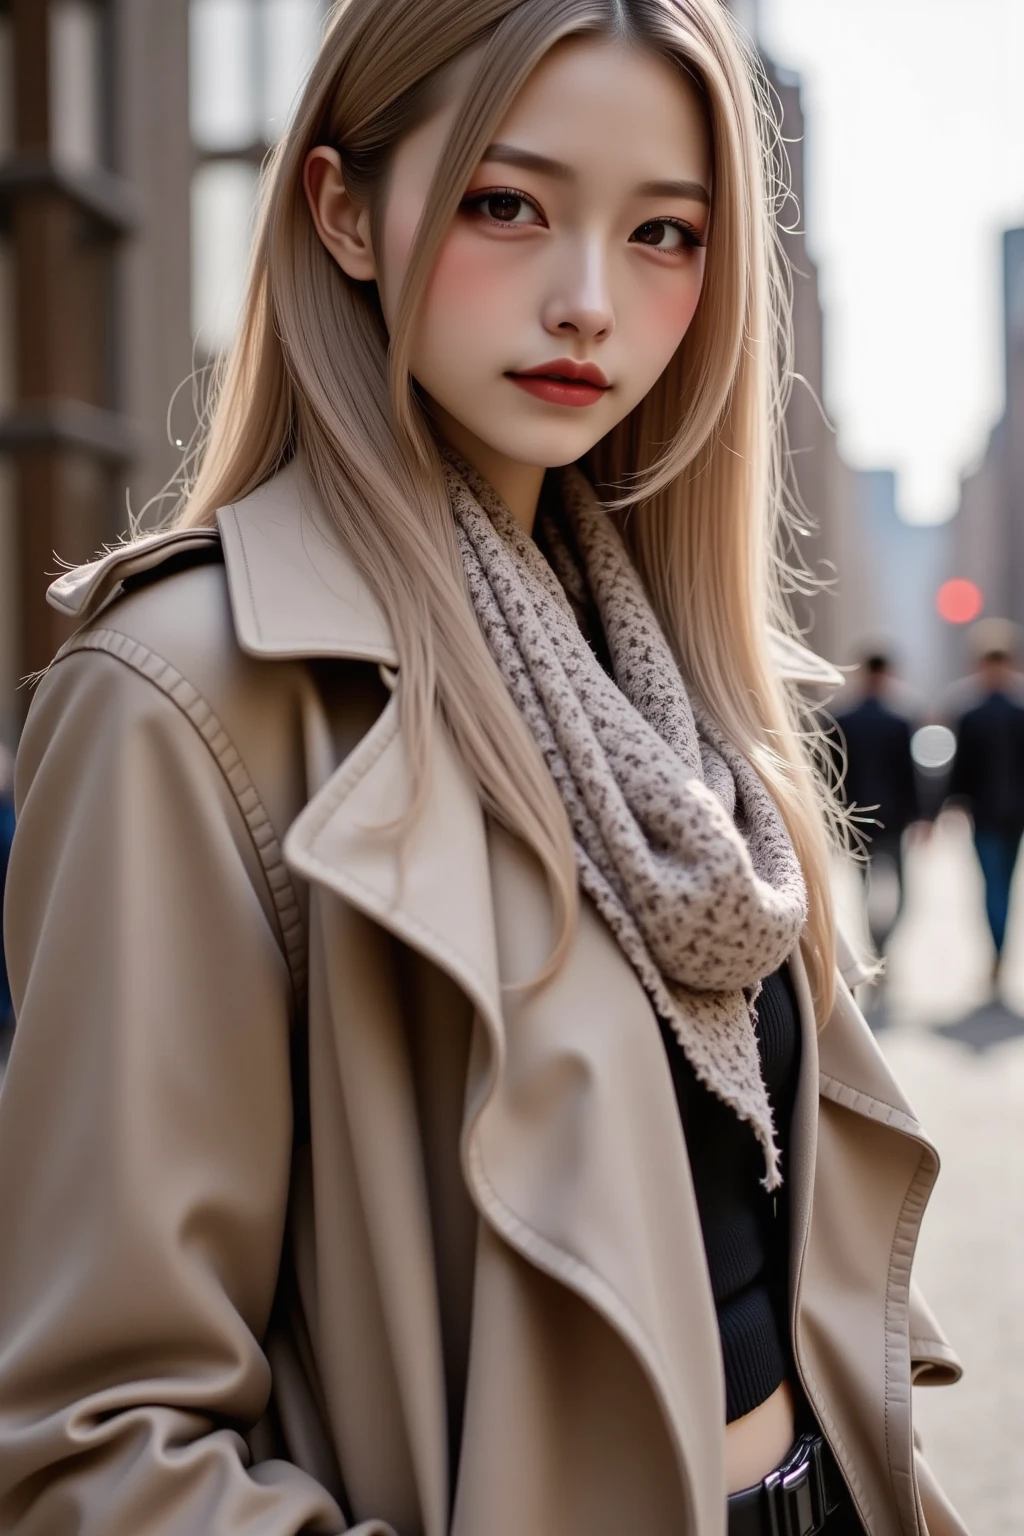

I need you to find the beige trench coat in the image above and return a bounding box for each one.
[0,462,969,1536]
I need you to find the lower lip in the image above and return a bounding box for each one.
[507,374,609,407]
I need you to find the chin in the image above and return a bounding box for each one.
[493,433,601,470]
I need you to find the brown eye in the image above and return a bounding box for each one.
[461,188,545,227]
[633,219,682,248]
[486,193,526,222]
[631,218,703,251]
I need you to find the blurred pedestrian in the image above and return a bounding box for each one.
[947,619,1024,985]
[0,744,15,1043]
[831,651,921,955]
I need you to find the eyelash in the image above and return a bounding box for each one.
[636,217,706,252]
[460,187,546,226]
[459,187,706,250]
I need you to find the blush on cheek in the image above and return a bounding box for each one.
[649,278,704,347]
[426,231,513,308]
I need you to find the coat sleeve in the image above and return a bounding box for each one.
[0,649,394,1536]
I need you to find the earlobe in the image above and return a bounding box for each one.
[303,146,378,283]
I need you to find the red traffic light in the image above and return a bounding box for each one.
[936,578,983,625]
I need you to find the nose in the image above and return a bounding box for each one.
[541,236,615,342]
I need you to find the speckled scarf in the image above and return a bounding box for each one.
[446,452,808,1189]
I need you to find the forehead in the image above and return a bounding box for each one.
[490,35,712,188]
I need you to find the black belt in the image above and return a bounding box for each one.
[727,1432,847,1536]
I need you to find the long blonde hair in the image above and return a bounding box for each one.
[178,0,839,1021]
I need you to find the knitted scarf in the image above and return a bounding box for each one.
[445,452,808,1189]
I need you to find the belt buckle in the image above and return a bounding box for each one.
[762,1433,828,1536]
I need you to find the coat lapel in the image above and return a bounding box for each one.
[211,470,726,1523]
[284,696,491,1536]
[283,712,728,1531]
[278,683,730,1527]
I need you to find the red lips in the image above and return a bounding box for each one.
[505,357,611,408]
[512,358,610,388]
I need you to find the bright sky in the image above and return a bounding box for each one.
[758,0,1024,525]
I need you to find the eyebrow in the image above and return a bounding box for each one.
[481,142,711,206]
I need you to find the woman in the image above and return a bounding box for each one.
[0,1,968,1532]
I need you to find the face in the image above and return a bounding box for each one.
[388,37,710,489]
[307,35,712,517]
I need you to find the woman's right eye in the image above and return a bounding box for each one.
[460,189,545,227]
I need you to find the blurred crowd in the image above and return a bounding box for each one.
[830,619,1024,993]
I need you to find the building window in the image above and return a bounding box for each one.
[190,160,260,353]
[189,0,327,351]
[50,0,110,172]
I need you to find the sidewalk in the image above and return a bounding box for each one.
[836,813,1024,1535]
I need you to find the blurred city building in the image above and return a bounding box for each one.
[845,469,954,702]
[950,226,1024,678]
[765,57,872,671]
[0,0,191,747]
[0,0,327,749]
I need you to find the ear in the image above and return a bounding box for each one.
[303,146,377,282]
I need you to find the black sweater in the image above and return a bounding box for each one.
[659,965,802,1423]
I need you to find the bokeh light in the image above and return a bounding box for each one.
[910,723,957,772]
[935,579,984,625]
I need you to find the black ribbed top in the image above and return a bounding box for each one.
[659,965,802,1422]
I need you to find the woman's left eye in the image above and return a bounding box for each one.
[461,189,544,227]
[630,219,703,252]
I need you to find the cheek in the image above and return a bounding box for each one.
[632,260,706,357]
[424,230,518,320]
[409,233,517,400]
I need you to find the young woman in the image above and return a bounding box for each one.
[0,1,969,1532]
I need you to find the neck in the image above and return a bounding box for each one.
[433,410,546,535]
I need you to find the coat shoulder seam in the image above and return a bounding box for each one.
[54,626,308,1017]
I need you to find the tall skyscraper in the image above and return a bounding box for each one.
[951,226,1024,660]
[762,60,871,668]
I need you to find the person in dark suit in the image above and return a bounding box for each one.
[947,624,1024,983]
[831,652,921,955]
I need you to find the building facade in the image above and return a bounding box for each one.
[765,60,871,672]
[0,0,327,750]
[845,468,955,703]
[0,0,193,748]
[950,226,1024,675]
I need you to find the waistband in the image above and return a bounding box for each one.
[727,1431,852,1536]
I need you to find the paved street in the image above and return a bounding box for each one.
[835,813,1024,1535]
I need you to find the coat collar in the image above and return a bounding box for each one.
[219,460,844,686]
[45,459,399,667]
[217,461,398,667]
